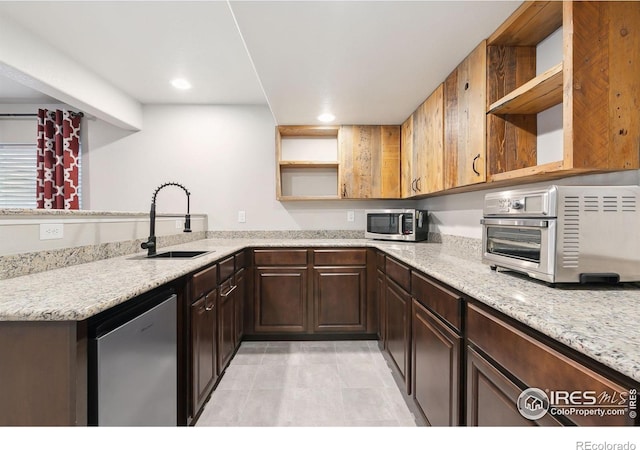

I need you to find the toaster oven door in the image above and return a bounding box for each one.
[481,218,556,282]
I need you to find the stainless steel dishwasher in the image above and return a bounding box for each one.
[88,288,177,426]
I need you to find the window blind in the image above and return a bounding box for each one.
[0,144,37,208]
[0,143,83,209]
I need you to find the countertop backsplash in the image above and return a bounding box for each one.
[0,231,208,280]
[0,229,479,280]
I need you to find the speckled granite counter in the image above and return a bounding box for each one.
[1,238,639,383]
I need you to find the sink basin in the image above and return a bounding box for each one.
[146,250,212,259]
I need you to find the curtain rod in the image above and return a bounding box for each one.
[0,112,85,118]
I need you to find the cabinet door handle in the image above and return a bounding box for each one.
[411,179,417,192]
[204,292,215,311]
[342,183,347,198]
[221,284,237,297]
[416,177,422,192]
[472,154,481,176]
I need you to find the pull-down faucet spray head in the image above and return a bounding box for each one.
[141,182,192,256]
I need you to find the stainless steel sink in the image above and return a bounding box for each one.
[148,250,211,259]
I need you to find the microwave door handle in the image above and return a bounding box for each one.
[397,214,404,234]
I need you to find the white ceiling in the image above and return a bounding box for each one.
[0,0,522,125]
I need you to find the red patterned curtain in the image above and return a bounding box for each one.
[36,109,81,209]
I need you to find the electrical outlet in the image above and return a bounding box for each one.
[175,219,182,229]
[40,223,64,240]
[238,210,246,223]
[347,211,355,222]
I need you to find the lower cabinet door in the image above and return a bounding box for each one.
[412,299,461,426]
[385,278,411,393]
[254,267,308,333]
[218,280,236,371]
[234,268,246,347]
[312,266,366,332]
[466,346,561,427]
[377,269,386,346]
[190,292,217,417]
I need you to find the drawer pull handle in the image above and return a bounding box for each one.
[221,284,237,297]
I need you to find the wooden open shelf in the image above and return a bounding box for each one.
[488,1,563,46]
[488,63,563,115]
[489,160,564,182]
[279,161,338,169]
[277,125,339,137]
[277,195,341,202]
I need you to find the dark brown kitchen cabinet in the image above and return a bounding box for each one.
[217,255,236,371]
[411,271,463,426]
[190,290,217,418]
[385,278,411,394]
[234,267,246,346]
[218,277,236,371]
[189,264,218,419]
[0,321,87,426]
[412,299,461,426]
[467,346,561,427]
[254,267,308,333]
[376,267,386,346]
[384,257,411,393]
[467,303,636,427]
[312,249,367,333]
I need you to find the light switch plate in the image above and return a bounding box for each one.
[347,211,355,222]
[40,223,64,240]
[238,211,246,223]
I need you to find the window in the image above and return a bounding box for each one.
[0,144,37,208]
[0,143,82,209]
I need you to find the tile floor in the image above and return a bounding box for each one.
[195,340,418,427]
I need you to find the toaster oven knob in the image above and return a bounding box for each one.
[511,200,524,210]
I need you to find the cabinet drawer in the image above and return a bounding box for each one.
[467,303,634,426]
[385,257,410,292]
[313,249,366,266]
[376,251,385,270]
[235,250,246,270]
[192,264,217,300]
[254,249,307,266]
[412,272,462,332]
[219,256,235,282]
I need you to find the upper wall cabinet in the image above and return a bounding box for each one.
[402,84,445,198]
[276,126,340,201]
[444,41,487,190]
[486,1,640,183]
[339,125,400,199]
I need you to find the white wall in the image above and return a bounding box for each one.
[86,104,412,231]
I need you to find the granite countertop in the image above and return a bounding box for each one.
[1,238,639,383]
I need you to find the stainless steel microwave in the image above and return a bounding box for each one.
[365,209,428,242]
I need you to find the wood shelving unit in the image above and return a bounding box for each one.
[275,126,340,201]
[486,1,640,184]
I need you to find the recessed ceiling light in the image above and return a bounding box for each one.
[317,113,335,123]
[171,79,191,90]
